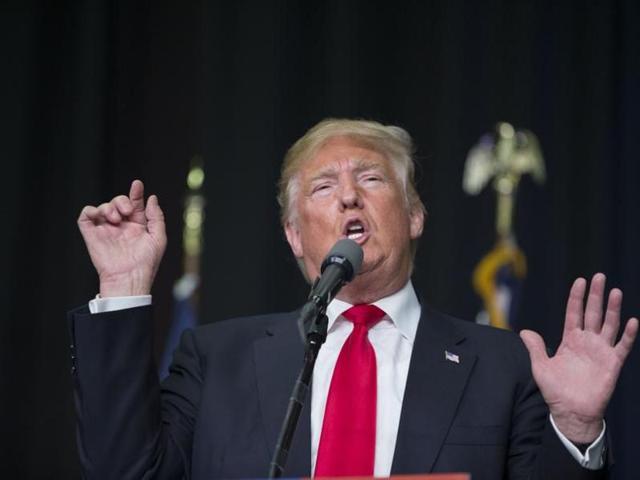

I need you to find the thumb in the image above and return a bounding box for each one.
[520,329,549,366]
[129,179,146,213]
[146,194,167,244]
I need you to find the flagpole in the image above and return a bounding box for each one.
[158,156,205,379]
[463,122,545,329]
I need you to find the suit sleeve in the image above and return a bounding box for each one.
[68,305,203,480]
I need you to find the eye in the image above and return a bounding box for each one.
[311,183,333,196]
[362,174,383,184]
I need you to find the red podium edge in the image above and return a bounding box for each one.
[308,474,470,480]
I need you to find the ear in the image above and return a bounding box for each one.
[284,220,304,258]
[409,205,425,240]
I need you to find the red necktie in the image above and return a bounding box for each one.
[315,304,386,477]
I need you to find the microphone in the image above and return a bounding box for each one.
[308,238,364,308]
[298,239,363,343]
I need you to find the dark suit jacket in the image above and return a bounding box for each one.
[68,302,608,480]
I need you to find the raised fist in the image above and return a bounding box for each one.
[77,180,167,297]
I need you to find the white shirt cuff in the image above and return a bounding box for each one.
[549,414,606,470]
[88,294,152,314]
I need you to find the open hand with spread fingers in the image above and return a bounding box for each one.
[520,273,638,444]
[77,180,167,297]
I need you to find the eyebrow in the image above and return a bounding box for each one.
[308,159,385,183]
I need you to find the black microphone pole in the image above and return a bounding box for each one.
[267,304,326,479]
[268,239,362,478]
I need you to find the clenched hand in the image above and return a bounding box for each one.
[78,180,167,297]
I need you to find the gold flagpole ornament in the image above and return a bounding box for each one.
[463,123,546,328]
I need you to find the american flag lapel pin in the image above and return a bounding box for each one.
[445,350,460,364]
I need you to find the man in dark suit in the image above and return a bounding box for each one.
[71,119,637,479]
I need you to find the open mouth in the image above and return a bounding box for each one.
[343,219,369,243]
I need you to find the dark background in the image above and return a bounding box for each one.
[1,1,638,478]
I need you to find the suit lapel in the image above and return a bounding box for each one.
[253,314,311,477]
[391,305,477,474]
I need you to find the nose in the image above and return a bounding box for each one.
[338,178,363,211]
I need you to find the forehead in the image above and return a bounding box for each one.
[299,137,392,178]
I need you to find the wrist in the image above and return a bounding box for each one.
[99,271,152,297]
[550,412,604,444]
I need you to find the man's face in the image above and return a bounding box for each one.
[284,137,424,298]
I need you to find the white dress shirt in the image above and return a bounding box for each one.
[89,282,605,474]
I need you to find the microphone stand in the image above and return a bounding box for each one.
[268,300,328,478]
[267,238,361,477]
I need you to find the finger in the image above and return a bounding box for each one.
[78,205,100,224]
[601,288,622,345]
[129,179,145,212]
[112,195,134,216]
[79,204,117,225]
[146,195,167,247]
[520,329,550,366]
[97,202,122,224]
[615,317,639,360]
[584,273,606,332]
[564,277,587,335]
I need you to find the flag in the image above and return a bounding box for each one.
[473,238,527,330]
[158,274,199,380]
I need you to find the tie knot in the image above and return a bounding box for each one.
[341,304,386,328]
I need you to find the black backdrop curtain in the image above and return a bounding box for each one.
[1,1,638,478]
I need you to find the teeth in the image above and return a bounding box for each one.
[345,221,365,240]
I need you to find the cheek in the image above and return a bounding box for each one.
[299,198,336,229]
[377,214,413,250]
[297,211,334,252]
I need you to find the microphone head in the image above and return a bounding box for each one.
[320,239,363,282]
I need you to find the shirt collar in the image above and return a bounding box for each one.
[325,280,421,344]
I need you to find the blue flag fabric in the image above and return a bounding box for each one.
[158,275,199,380]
